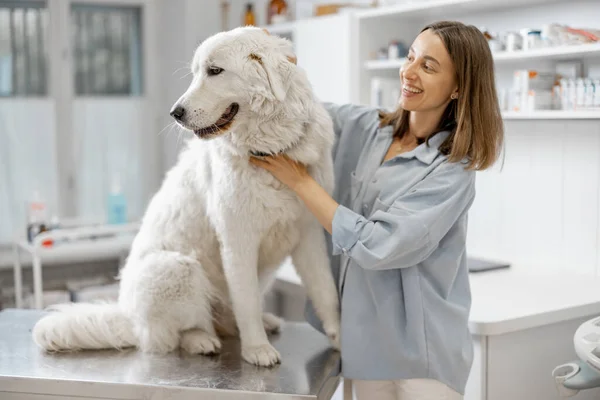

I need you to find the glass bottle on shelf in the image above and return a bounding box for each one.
[244,3,255,26]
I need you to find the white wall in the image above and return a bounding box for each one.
[73,99,149,222]
[0,100,58,241]
[157,0,222,171]
[467,119,600,276]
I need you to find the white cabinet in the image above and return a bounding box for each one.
[293,14,357,105]
[465,318,600,400]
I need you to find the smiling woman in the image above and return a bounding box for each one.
[251,20,505,400]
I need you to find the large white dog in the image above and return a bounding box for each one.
[32,26,341,367]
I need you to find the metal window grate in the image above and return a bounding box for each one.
[71,4,143,96]
[0,1,48,97]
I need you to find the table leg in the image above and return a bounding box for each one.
[13,244,23,308]
[32,253,43,309]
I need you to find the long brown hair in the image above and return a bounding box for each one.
[379,21,504,171]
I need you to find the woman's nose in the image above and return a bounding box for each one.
[400,61,417,80]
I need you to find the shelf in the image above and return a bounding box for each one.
[356,0,572,20]
[493,42,600,62]
[365,43,600,70]
[357,0,476,19]
[365,58,406,70]
[502,110,600,120]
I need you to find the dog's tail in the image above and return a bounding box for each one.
[32,302,136,351]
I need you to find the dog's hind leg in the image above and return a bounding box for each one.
[123,251,219,354]
[262,312,283,334]
[180,296,222,355]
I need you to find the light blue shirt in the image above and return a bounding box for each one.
[305,103,476,395]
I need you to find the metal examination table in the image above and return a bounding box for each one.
[0,309,341,399]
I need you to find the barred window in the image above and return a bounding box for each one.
[0,1,48,97]
[71,4,143,96]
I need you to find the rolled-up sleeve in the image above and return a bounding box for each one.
[331,162,475,270]
[323,103,379,155]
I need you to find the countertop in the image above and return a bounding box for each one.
[276,260,600,336]
[0,309,340,400]
[468,268,600,335]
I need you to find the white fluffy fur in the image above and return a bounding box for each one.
[32,27,341,367]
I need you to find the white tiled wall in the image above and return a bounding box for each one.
[467,119,600,276]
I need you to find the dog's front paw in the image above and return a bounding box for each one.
[262,312,283,334]
[324,322,341,351]
[242,343,281,367]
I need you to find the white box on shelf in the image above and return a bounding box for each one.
[370,77,401,110]
[526,90,555,111]
[511,70,556,112]
[556,60,584,79]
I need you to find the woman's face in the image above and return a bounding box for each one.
[399,29,458,113]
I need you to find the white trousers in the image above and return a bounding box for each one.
[352,378,463,400]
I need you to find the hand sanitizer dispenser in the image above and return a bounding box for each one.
[107,174,127,224]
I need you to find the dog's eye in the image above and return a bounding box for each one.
[207,67,224,76]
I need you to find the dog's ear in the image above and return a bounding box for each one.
[248,49,295,102]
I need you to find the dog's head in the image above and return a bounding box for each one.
[169,27,298,146]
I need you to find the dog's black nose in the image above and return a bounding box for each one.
[170,105,185,122]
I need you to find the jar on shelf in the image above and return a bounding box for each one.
[267,0,288,25]
[387,40,407,60]
[487,32,504,52]
[505,31,523,52]
[479,27,493,40]
[521,29,543,51]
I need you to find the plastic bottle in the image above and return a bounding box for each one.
[388,41,399,59]
[107,174,127,225]
[26,189,47,243]
[584,78,594,108]
[575,78,585,110]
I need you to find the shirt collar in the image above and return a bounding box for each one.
[379,126,451,165]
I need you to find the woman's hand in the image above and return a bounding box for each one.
[249,154,311,192]
[250,154,339,234]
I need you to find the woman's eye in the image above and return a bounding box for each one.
[207,67,224,76]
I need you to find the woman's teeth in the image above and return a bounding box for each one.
[404,86,423,94]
